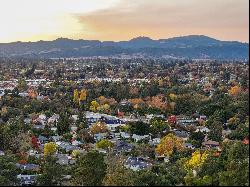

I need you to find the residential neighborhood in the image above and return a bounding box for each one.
[0,57,249,186]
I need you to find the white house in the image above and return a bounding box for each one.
[132,134,150,142]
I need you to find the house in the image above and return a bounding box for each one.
[24,118,31,124]
[94,133,107,141]
[132,134,150,142]
[202,140,220,148]
[124,157,152,171]
[71,140,83,146]
[51,135,62,142]
[85,111,125,131]
[38,114,46,121]
[70,126,78,132]
[57,141,81,152]
[184,143,195,149]
[28,149,38,156]
[33,124,45,130]
[71,115,78,122]
[222,129,232,137]
[38,135,49,144]
[120,132,130,139]
[16,163,40,171]
[17,174,38,186]
[113,140,134,153]
[199,115,207,120]
[149,138,161,146]
[173,130,189,140]
[146,114,165,121]
[0,150,5,156]
[97,149,108,154]
[51,127,57,132]
[195,126,210,133]
[56,154,69,165]
[120,99,132,106]
[48,114,60,125]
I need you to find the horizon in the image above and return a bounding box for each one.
[0,0,249,43]
[0,34,249,44]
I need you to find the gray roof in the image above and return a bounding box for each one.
[38,135,48,142]
[16,163,40,170]
[114,140,134,152]
[125,157,152,170]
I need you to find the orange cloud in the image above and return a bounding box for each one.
[76,0,249,42]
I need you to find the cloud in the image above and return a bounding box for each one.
[76,0,249,42]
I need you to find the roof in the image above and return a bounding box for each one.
[114,140,134,152]
[124,157,152,170]
[38,135,48,141]
[202,140,219,146]
[16,163,40,170]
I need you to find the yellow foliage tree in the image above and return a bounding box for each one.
[79,89,87,102]
[184,150,208,171]
[44,142,57,156]
[72,150,81,158]
[156,133,184,156]
[96,139,114,150]
[90,100,100,112]
[228,85,241,96]
[103,104,110,110]
[169,93,177,101]
[89,122,109,135]
[158,79,164,87]
[73,89,79,104]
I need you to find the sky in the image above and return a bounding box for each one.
[0,0,249,43]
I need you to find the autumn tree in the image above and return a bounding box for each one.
[228,85,241,97]
[89,122,109,135]
[156,133,184,156]
[44,142,57,156]
[31,135,39,150]
[184,150,209,171]
[73,89,79,104]
[227,116,240,130]
[96,139,114,151]
[90,100,100,112]
[77,129,95,143]
[79,89,87,102]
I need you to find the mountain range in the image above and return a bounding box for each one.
[0,35,248,60]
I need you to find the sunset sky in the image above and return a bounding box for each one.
[0,0,249,43]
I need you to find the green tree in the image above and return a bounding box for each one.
[57,112,71,136]
[71,151,107,186]
[0,155,20,186]
[207,120,223,142]
[150,117,170,137]
[96,139,114,151]
[37,155,65,186]
[102,154,137,186]
[190,131,205,148]
[127,121,150,136]
[219,159,249,186]
[17,78,28,92]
